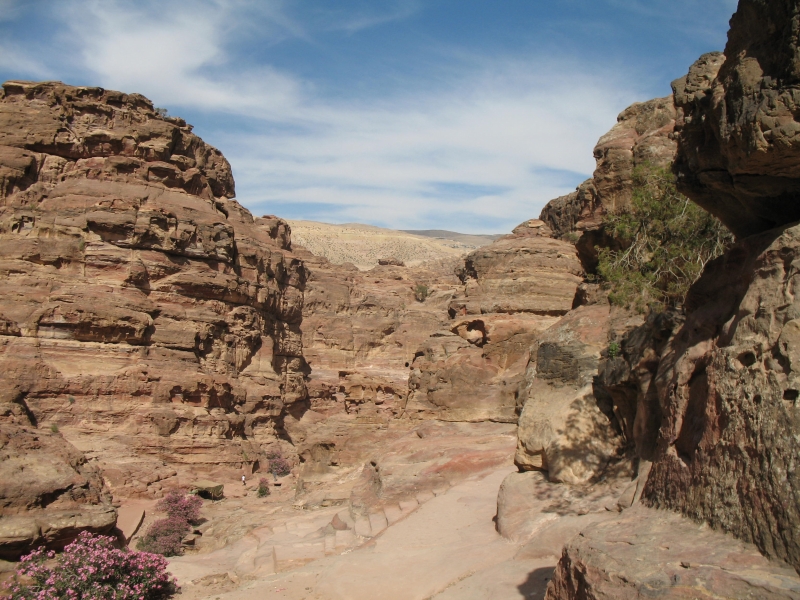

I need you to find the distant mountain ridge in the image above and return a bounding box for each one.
[400,229,503,247]
[288,220,502,270]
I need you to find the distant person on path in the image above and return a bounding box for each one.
[241,474,246,486]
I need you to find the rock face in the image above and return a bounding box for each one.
[0,423,116,559]
[636,223,800,571]
[284,249,463,479]
[540,97,677,270]
[514,304,622,484]
[545,505,800,600]
[544,4,800,591]
[406,221,581,422]
[0,81,308,500]
[674,1,800,239]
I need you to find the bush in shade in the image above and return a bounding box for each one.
[267,452,291,479]
[8,531,175,599]
[257,477,270,497]
[136,517,190,557]
[156,490,202,524]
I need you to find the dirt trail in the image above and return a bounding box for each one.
[191,466,556,600]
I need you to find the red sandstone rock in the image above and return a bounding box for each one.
[0,81,307,507]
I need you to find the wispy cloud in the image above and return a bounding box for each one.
[0,0,727,232]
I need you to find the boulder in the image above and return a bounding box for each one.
[515,304,622,483]
[0,422,116,559]
[545,505,800,599]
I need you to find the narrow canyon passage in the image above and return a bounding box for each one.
[197,466,552,600]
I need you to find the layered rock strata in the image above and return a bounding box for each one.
[406,221,582,422]
[0,81,308,503]
[674,0,800,238]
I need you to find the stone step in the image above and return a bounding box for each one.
[368,512,388,535]
[415,490,435,504]
[324,533,336,555]
[335,528,356,548]
[383,504,403,525]
[273,541,325,562]
[354,516,372,538]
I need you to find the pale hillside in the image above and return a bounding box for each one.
[288,220,501,270]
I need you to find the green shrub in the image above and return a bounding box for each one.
[596,163,732,313]
[257,477,270,497]
[50,423,59,433]
[414,284,429,302]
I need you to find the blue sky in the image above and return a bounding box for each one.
[0,0,737,233]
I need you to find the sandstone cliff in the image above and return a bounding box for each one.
[539,1,800,594]
[406,220,582,423]
[0,81,307,511]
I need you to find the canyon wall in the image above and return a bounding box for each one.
[406,220,582,423]
[0,81,307,519]
[542,1,800,594]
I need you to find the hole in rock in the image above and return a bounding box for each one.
[737,351,757,367]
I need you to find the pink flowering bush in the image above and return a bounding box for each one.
[267,452,291,478]
[155,491,202,524]
[136,491,203,556]
[5,531,175,599]
[136,517,189,557]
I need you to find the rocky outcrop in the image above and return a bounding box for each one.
[540,97,677,270]
[514,304,623,484]
[406,222,581,422]
[0,81,308,501]
[544,3,800,587]
[545,505,800,600]
[673,1,800,239]
[632,223,800,571]
[0,423,116,559]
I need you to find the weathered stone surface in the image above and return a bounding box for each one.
[540,97,677,270]
[545,505,800,599]
[0,423,116,559]
[638,223,800,572]
[404,223,580,422]
[674,1,800,239]
[0,81,308,501]
[515,304,623,483]
[450,220,583,317]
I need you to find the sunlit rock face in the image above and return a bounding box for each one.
[540,96,677,271]
[673,0,800,239]
[406,222,581,423]
[0,81,308,499]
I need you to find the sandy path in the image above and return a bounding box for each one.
[193,466,551,600]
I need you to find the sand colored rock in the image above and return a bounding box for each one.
[406,222,580,423]
[545,505,800,599]
[0,81,308,506]
[673,0,800,238]
[0,423,116,558]
[515,304,624,484]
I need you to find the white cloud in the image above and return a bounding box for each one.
[5,0,649,232]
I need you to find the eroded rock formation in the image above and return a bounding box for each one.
[544,1,800,594]
[674,0,800,238]
[540,96,677,270]
[0,81,308,507]
[406,221,581,422]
